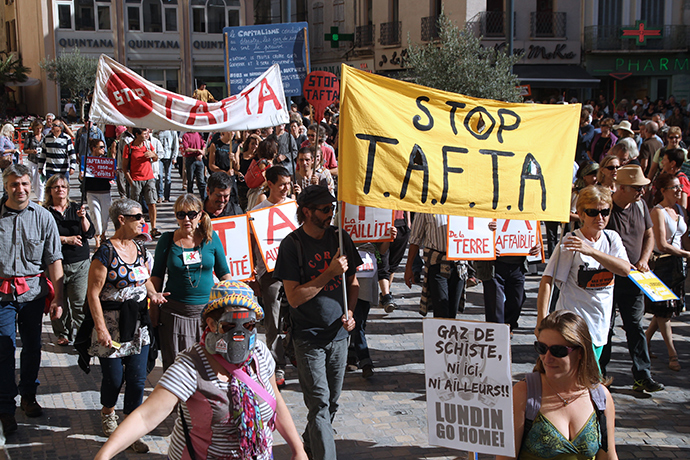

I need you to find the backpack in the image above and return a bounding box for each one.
[522,372,608,452]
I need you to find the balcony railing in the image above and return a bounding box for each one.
[355,24,375,47]
[380,21,402,46]
[421,15,440,41]
[466,12,516,39]
[584,25,689,51]
[530,12,566,38]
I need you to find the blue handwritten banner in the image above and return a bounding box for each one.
[223,22,310,96]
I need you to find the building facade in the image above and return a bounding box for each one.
[582,0,690,103]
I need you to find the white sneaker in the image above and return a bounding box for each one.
[130,438,149,453]
[101,411,119,437]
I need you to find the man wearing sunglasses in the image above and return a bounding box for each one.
[273,185,361,460]
[599,165,664,393]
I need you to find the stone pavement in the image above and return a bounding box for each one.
[1,175,690,459]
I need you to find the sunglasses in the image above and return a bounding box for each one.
[218,321,256,334]
[534,341,579,358]
[583,208,611,217]
[627,185,645,192]
[313,204,335,214]
[604,165,620,171]
[665,185,682,191]
[123,213,144,221]
[668,136,681,140]
[176,210,200,220]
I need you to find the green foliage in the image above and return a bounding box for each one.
[406,13,522,102]
[0,52,31,114]
[40,48,98,121]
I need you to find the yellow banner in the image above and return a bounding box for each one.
[338,65,580,221]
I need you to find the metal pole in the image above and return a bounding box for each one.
[506,0,514,57]
[337,200,349,320]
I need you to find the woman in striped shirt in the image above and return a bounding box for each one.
[94,281,307,460]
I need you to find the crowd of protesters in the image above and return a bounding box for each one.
[0,92,688,460]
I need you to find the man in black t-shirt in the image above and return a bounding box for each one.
[273,185,360,460]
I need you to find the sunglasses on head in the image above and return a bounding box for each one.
[176,210,200,220]
[534,341,579,358]
[583,208,611,217]
[313,204,334,214]
[123,213,144,221]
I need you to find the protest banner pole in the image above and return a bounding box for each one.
[545,222,568,311]
[337,200,349,320]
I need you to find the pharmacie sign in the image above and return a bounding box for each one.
[588,54,690,76]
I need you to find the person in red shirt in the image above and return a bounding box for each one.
[181,131,207,201]
[123,128,160,238]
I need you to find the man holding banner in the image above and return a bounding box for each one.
[404,214,467,318]
[273,185,360,460]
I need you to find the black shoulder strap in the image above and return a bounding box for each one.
[522,372,542,448]
[179,404,197,460]
[590,384,608,452]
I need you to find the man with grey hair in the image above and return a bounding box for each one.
[639,121,662,175]
[0,164,64,433]
[652,113,669,144]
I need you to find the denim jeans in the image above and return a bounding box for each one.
[293,336,347,460]
[348,299,372,367]
[0,297,46,414]
[51,259,89,341]
[99,344,149,415]
[185,156,206,201]
[427,263,466,318]
[157,158,173,201]
[600,275,652,380]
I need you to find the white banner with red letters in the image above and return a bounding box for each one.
[212,215,254,281]
[447,216,496,260]
[341,202,394,243]
[248,201,299,273]
[89,54,289,132]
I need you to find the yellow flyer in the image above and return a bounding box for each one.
[628,270,679,302]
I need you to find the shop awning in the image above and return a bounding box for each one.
[513,65,600,88]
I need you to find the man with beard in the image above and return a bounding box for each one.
[273,185,360,460]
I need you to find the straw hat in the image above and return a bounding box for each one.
[612,120,634,136]
[616,165,650,186]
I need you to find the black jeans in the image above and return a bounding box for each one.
[599,275,652,381]
[483,261,526,330]
[427,263,465,318]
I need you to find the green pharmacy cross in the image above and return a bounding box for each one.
[325,27,354,48]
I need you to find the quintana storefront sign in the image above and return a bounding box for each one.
[248,201,299,272]
[212,215,254,281]
[89,54,289,132]
[424,319,514,457]
[338,65,579,222]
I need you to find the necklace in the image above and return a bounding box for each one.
[544,378,586,406]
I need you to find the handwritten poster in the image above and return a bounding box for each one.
[341,203,394,243]
[424,319,514,457]
[495,220,540,256]
[82,156,116,179]
[338,64,579,221]
[248,201,299,272]
[212,215,254,281]
[629,270,679,302]
[447,216,495,260]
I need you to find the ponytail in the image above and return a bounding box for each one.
[197,211,213,244]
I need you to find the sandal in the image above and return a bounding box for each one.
[57,337,69,346]
[669,355,681,372]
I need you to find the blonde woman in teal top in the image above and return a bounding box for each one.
[498,311,618,460]
[150,194,232,369]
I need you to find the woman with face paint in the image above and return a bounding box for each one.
[94,280,307,460]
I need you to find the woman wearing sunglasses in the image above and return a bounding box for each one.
[84,198,168,453]
[596,155,620,194]
[94,281,307,460]
[646,173,690,372]
[537,185,631,365]
[150,194,233,370]
[498,310,618,460]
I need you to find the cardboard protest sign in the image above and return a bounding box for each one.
[304,71,339,125]
[495,220,540,256]
[339,64,578,221]
[341,202,394,243]
[82,156,116,179]
[424,318,514,457]
[248,201,299,272]
[629,270,679,302]
[447,216,495,260]
[212,215,254,281]
[90,54,289,131]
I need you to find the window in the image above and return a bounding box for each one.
[389,0,399,23]
[333,0,344,24]
[193,0,242,33]
[143,0,162,32]
[165,8,177,31]
[640,0,664,24]
[57,4,72,29]
[98,5,111,29]
[128,6,140,30]
[313,2,323,49]
[598,0,622,26]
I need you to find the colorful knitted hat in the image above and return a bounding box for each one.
[202,280,264,320]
